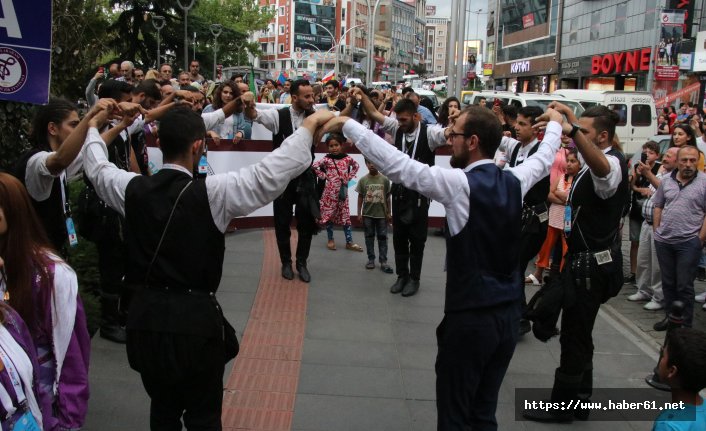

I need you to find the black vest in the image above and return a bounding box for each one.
[123,169,225,337]
[273,107,313,155]
[509,140,550,207]
[567,148,629,253]
[445,164,523,312]
[13,148,67,253]
[394,123,435,167]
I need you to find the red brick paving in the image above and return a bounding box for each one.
[222,229,308,430]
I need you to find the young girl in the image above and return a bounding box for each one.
[313,133,363,252]
[534,148,581,279]
[0,173,90,430]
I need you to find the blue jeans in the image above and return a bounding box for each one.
[326,222,353,243]
[654,237,702,327]
[363,217,388,263]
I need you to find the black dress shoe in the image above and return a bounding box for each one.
[401,279,420,297]
[296,261,311,283]
[100,324,127,344]
[653,317,669,331]
[281,262,294,280]
[522,407,574,423]
[519,318,532,336]
[390,276,409,294]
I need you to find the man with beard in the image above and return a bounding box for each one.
[651,146,706,331]
[244,79,319,282]
[352,88,449,297]
[314,105,563,430]
[523,104,629,423]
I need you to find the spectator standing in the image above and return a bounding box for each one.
[651,145,706,330]
[188,60,205,85]
[629,147,678,311]
[118,61,135,85]
[159,63,173,83]
[279,79,293,104]
[356,159,393,273]
[322,80,346,111]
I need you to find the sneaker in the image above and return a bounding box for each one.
[643,300,664,311]
[380,263,394,274]
[624,273,636,285]
[365,261,375,270]
[697,267,706,281]
[627,291,650,302]
[695,291,706,303]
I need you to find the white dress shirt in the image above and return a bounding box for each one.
[81,126,314,233]
[573,146,623,200]
[502,137,540,166]
[380,116,448,151]
[202,109,226,131]
[253,106,308,135]
[342,120,563,236]
[25,151,83,201]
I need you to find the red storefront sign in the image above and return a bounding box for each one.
[591,48,652,75]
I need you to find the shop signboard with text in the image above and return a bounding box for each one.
[0,0,51,104]
[694,31,706,72]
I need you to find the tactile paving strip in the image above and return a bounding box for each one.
[222,229,307,430]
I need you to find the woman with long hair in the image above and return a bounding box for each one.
[437,97,460,127]
[0,173,90,430]
[203,81,246,141]
[671,123,704,171]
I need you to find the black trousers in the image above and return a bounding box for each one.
[519,220,548,316]
[392,199,429,280]
[273,179,317,264]
[127,330,225,431]
[556,258,621,396]
[436,302,520,431]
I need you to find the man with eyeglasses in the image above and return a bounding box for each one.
[189,60,205,85]
[315,105,564,430]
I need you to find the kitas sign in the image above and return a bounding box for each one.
[591,48,652,75]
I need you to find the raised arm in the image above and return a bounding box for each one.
[351,87,386,126]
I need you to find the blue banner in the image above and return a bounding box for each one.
[0,0,51,104]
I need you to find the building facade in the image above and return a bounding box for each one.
[425,17,450,76]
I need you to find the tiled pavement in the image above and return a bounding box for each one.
[84,227,704,430]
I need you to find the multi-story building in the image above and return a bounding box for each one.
[425,17,450,76]
[413,0,427,72]
[255,0,358,80]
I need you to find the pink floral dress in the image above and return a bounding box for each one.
[313,154,359,226]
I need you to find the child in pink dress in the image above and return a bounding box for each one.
[313,133,363,251]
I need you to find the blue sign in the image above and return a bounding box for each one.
[0,0,51,104]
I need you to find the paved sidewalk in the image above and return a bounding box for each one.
[85,228,683,430]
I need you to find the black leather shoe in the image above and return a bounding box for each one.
[401,279,420,297]
[281,262,294,280]
[522,406,574,423]
[296,262,311,283]
[390,276,409,294]
[100,324,127,344]
[519,318,532,336]
[653,317,669,331]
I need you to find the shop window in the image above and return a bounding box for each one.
[569,17,578,44]
[645,0,657,30]
[590,11,601,41]
[615,3,627,36]
[608,104,627,126]
[632,105,652,127]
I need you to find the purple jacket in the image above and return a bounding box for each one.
[0,306,52,430]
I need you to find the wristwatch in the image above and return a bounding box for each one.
[568,123,581,138]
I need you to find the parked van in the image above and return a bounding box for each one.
[422,76,447,91]
[343,77,363,87]
[465,90,585,118]
[402,74,422,88]
[553,90,657,155]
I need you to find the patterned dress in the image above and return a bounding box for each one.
[313,154,359,226]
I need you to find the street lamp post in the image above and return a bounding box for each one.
[152,15,165,68]
[177,0,196,72]
[210,24,223,82]
[363,0,384,84]
[314,24,366,80]
[468,9,487,90]
[300,42,324,77]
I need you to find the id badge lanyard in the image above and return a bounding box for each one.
[0,345,28,419]
[59,173,78,247]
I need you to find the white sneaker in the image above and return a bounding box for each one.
[643,300,664,311]
[627,291,650,302]
[695,291,706,303]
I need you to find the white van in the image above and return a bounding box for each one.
[553,90,657,155]
[465,91,585,118]
[422,76,447,91]
[371,81,392,90]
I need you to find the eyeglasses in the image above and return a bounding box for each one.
[447,131,467,139]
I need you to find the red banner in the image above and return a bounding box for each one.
[654,82,700,108]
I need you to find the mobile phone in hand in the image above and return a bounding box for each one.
[640,152,647,164]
